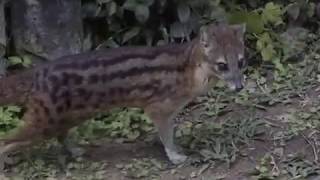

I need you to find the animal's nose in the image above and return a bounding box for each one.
[235,84,243,92]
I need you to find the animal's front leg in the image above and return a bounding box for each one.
[57,127,86,158]
[56,128,86,170]
[145,105,187,164]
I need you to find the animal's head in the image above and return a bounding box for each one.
[199,23,247,92]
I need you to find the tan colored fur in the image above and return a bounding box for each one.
[0,23,246,165]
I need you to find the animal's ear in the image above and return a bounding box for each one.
[200,24,217,47]
[231,23,246,41]
[199,25,209,45]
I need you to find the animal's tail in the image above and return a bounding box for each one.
[0,70,40,159]
[0,69,34,106]
[0,123,40,155]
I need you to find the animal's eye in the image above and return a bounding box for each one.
[217,63,228,71]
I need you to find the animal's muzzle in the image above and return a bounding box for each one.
[235,83,243,92]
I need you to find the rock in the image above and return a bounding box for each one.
[10,0,84,60]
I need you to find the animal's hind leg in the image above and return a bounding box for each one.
[57,127,86,158]
[0,111,44,154]
[56,129,72,170]
[55,127,86,170]
[0,98,53,169]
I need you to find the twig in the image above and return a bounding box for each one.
[263,117,283,128]
[301,133,319,162]
[197,163,211,176]
[270,155,280,176]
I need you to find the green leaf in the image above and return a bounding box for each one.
[100,38,119,48]
[134,5,149,23]
[246,11,265,34]
[209,6,227,22]
[256,33,276,61]
[7,55,32,67]
[8,56,23,66]
[6,106,21,113]
[261,45,276,61]
[122,27,141,43]
[177,3,191,23]
[107,2,117,16]
[22,55,32,67]
[127,130,140,140]
[123,0,137,11]
[228,11,247,25]
[307,2,316,18]
[262,2,283,26]
[273,58,286,74]
[228,11,264,34]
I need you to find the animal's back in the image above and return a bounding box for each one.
[33,44,190,119]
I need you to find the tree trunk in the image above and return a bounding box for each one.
[0,0,6,56]
[10,0,83,60]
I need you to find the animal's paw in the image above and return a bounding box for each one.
[165,148,187,165]
[0,142,24,173]
[0,152,14,174]
[67,146,86,158]
[0,144,7,173]
[0,153,5,174]
[62,143,86,158]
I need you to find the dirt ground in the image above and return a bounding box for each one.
[65,88,320,180]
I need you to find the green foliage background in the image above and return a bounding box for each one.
[82,0,315,64]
